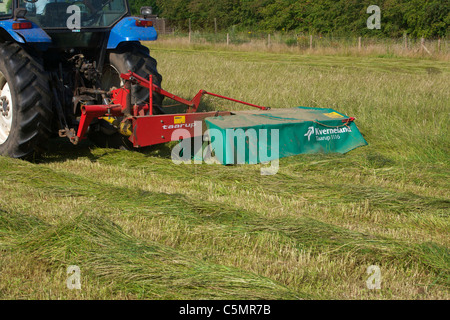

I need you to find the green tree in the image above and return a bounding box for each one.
[152,0,449,38]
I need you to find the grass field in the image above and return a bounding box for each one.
[155,33,450,60]
[0,42,448,299]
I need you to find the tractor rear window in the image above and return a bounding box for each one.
[0,0,12,17]
[19,0,128,28]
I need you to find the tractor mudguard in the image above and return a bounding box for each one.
[107,17,157,49]
[0,19,51,49]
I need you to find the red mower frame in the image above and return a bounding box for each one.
[70,72,271,147]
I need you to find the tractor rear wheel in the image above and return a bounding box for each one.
[88,42,164,149]
[0,43,53,159]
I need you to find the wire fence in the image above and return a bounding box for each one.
[150,18,449,57]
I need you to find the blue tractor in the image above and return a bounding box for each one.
[0,0,163,158]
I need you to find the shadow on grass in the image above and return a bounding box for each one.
[41,136,176,164]
[40,99,222,164]
[40,138,99,163]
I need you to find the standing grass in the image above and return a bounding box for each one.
[0,43,448,299]
[154,34,450,61]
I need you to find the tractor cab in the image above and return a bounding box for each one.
[0,0,134,49]
[18,0,128,29]
[0,1,157,50]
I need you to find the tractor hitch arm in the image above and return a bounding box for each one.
[120,71,270,113]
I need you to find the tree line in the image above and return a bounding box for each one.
[131,0,449,38]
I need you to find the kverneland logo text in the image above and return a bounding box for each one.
[304,126,352,141]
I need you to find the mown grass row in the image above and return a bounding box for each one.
[0,45,448,299]
[0,144,448,299]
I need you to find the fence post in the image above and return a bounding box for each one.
[358,37,361,51]
[162,19,166,35]
[421,38,431,55]
[310,35,313,50]
[214,18,217,34]
[227,33,229,46]
[189,18,191,43]
[438,38,441,53]
[421,37,424,54]
[268,34,271,47]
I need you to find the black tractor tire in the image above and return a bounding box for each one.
[0,42,53,159]
[89,42,164,149]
